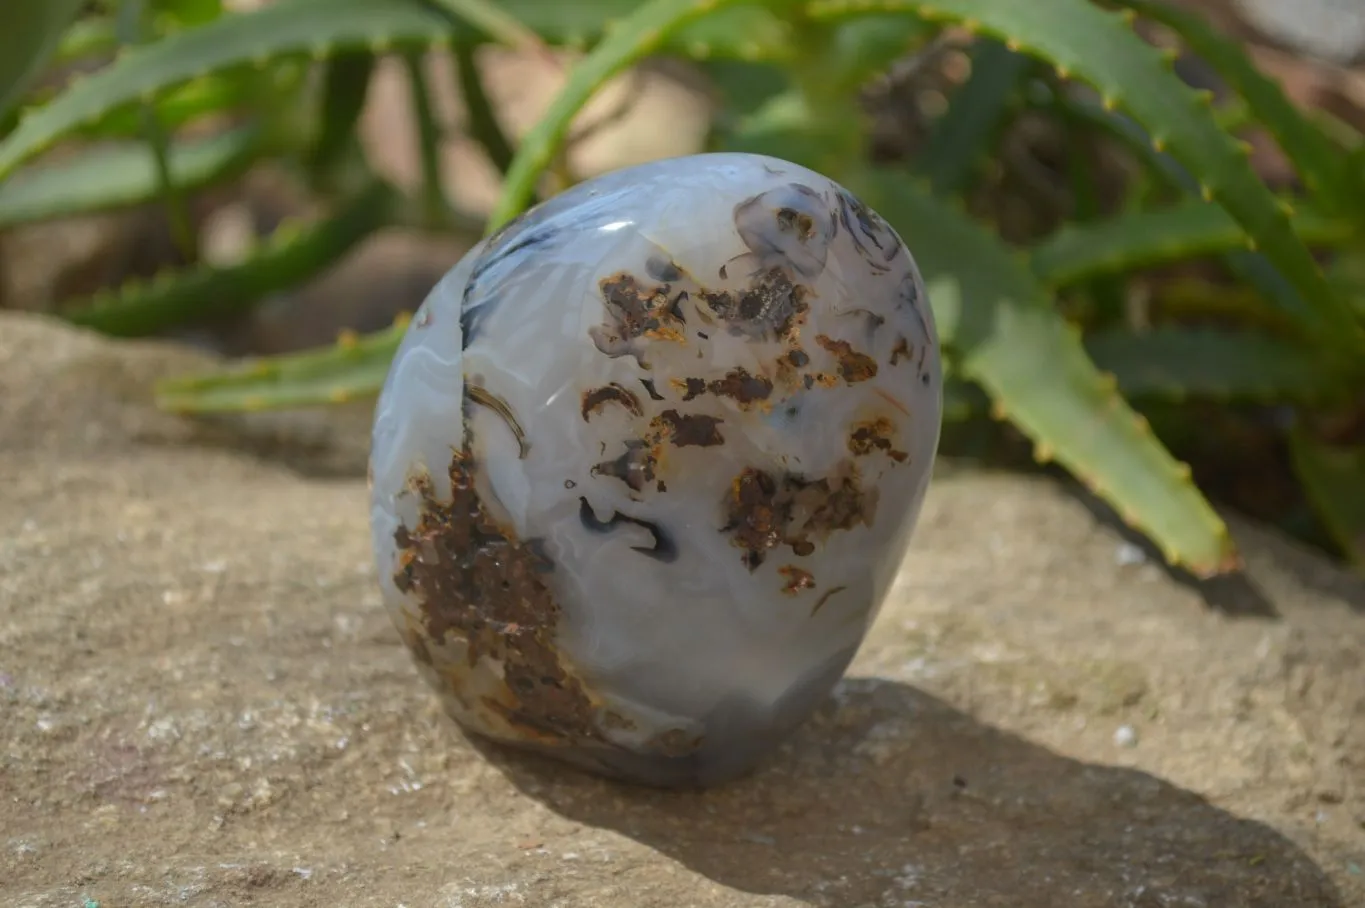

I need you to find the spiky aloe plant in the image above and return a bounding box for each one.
[2,0,1363,577]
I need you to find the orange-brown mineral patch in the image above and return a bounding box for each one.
[581,383,644,421]
[591,408,728,494]
[599,272,686,341]
[672,368,774,411]
[654,410,725,447]
[721,462,878,570]
[848,417,909,463]
[709,368,774,409]
[889,335,912,366]
[590,272,688,363]
[698,267,809,341]
[778,565,816,595]
[816,335,879,384]
[392,454,605,746]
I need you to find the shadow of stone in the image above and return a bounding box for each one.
[1061,471,1365,617]
[139,403,375,480]
[1228,517,1365,615]
[1054,473,1284,619]
[469,678,1342,908]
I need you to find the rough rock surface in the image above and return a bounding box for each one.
[2,310,1362,908]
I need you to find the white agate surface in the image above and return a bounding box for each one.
[369,152,943,786]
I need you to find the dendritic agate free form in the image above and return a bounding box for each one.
[368,152,943,787]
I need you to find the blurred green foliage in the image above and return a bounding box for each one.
[1,0,1363,576]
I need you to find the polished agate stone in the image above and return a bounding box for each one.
[368,152,943,787]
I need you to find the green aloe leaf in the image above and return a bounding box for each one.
[118,0,198,261]
[0,0,792,183]
[403,48,449,223]
[1328,250,1365,320]
[55,17,119,66]
[453,38,516,175]
[1042,92,1329,333]
[804,0,1362,351]
[1049,90,1189,190]
[66,67,280,142]
[916,37,1031,194]
[1118,0,1365,216]
[822,14,936,93]
[488,0,757,231]
[1288,430,1365,569]
[854,169,1237,576]
[0,0,448,181]
[307,50,378,180]
[1083,327,1345,402]
[0,124,266,228]
[66,180,396,337]
[720,87,855,174]
[699,59,792,129]
[152,0,225,30]
[423,0,550,56]
[0,0,87,120]
[453,0,791,59]
[156,319,405,412]
[603,3,793,63]
[1032,199,1351,288]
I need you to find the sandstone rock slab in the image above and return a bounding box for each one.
[2,312,1362,907]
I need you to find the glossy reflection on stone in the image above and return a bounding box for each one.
[368,152,944,787]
